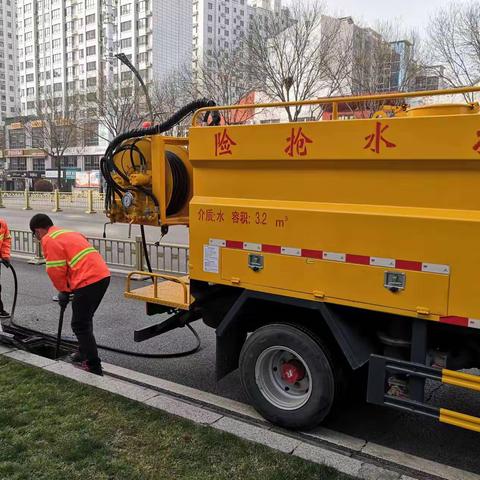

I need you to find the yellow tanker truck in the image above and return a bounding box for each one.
[101,86,480,432]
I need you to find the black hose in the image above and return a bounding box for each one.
[165,151,189,216]
[9,321,201,359]
[104,98,217,165]
[5,263,201,359]
[140,224,153,274]
[9,262,18,320]
[55,305,66,359]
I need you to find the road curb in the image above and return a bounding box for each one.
[1,347,478,480]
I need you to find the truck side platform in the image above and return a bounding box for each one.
[124,272,191,310]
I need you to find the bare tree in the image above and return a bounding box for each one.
[145,70,197,136]
[24,91,84,190]
[246,1,351,122]
[331,19,425,118]
[428,1,480,101]
[86,79,146,140]
[194,48,257,124]
[150,69,197,128]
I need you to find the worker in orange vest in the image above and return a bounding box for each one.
[0,218,12,318]
[29,213,110,375]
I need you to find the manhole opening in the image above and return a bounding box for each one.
[27,342,72,359]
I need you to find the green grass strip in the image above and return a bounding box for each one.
[0,357,353,480]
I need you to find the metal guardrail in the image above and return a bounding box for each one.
[9,229,189,275]
[0,190,105,212]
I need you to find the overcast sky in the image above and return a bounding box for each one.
[320,0,453,33]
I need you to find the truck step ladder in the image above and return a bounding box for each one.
[368,355,480,433]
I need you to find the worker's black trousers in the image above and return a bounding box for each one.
[71,276,110,364]
[0,266,5,312]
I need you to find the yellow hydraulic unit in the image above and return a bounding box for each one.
[106,136,191,228]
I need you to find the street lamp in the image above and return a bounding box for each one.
[115,53,154,122]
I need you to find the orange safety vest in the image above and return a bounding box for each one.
[0,219,11,259]
[41,226,110,292]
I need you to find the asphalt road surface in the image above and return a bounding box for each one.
[0,206,189,245]
[1,258,479,476]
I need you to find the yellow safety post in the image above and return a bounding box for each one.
[52,189,62,212]
[23,188,32,210]
[85,189,96,214]
[0,190,5,209]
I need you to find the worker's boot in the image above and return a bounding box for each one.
[79,359,103,376]
[68,350,85,364]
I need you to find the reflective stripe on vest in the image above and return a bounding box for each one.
[49,229,72,239]
[46,259,67,269]
[68,247,97,267]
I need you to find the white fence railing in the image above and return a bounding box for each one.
[10,229,189,275]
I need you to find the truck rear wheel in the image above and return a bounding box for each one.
[239,323,336,430]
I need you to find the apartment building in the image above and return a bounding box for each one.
[115,0,191,84]
[0,0,19,124]
[192,0,284,74]
[16,0,192,113]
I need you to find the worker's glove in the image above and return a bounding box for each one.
[58,292,70,308]
[1,259,11,269]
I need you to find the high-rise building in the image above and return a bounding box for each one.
[16,0,111,116]
[16,0,192,117]
[414,65,446,91]
[388,40,414,92]
[192,0,284,75]
[0,0,19,124]
[113,0,192,85]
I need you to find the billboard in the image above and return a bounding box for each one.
[75,170,100,188]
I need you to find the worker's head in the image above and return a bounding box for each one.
[29,214,54,240]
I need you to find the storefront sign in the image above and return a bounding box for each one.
[65,169,78,180]
[75,170,100,188]
[26,172,42,179]
[6,149,24,157]
[25,149,46,157]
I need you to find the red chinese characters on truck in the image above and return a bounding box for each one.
[284,127,313,157]
[473,131,480,154]
[214,129,237,156]
[364,122,396,154]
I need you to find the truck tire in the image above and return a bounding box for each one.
[239,323,336,430]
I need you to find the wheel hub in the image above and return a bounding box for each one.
[281,360,305,384]
[255,346,312,410]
